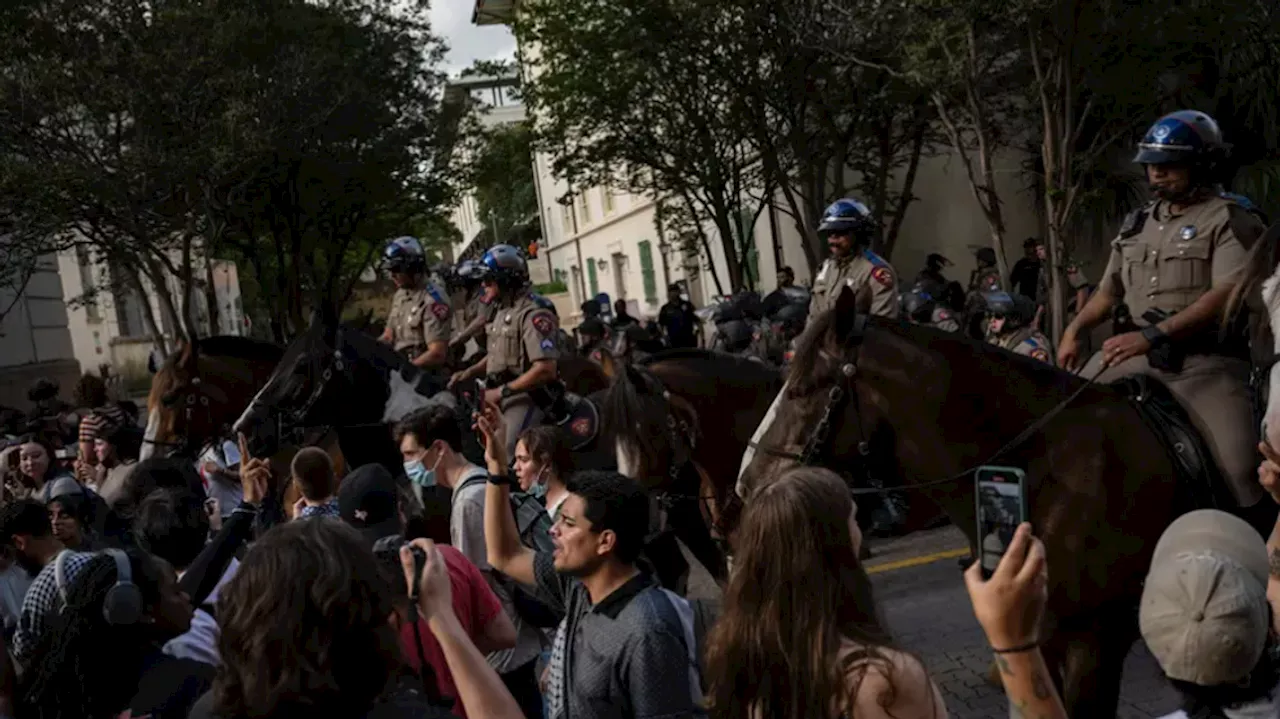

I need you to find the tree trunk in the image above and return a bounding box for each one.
[126,267,168,355]
[142,256,186,344]
[204,247,221,336]
[881,121,928,261]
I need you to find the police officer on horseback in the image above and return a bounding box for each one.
[808,198,899,323]
[445,259,493,364]
[1060,109,1265,510]
[448,244,561,458]
[901,286,961,333]
[982,291,1053,364]
[379,236,452,371]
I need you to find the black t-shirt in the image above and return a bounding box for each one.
[657,301,697,347]
[1009,258,1041,300]
[130,653,216,719]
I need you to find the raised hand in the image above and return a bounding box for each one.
[237,432,270,506]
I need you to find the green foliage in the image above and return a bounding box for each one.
[469,122,540,248]
[535,280,568,295]
[517,0,763,291]
[0,0,459,341]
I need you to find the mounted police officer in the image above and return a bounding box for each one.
[448,244,562,458]
[808,198,900,323]
[901,286,961,333]
[1060,109,1265,511]
[577,317,609,364]
[982,291,1053,364]
[444,259,492,365]
[963,247,1004,339]
[378,236,451,372]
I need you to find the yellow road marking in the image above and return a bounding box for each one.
[865,547,969,575]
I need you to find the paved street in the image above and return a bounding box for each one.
[868,527,1180,718]
[687,525,1182,718]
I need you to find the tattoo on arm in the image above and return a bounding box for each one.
[1031,669,1051,700]
[996,654,1013,677]
[1268,547,1280,578]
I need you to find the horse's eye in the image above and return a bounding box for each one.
[187,395,196,406]
[200,396,209,406]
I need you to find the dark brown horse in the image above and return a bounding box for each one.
[738,285,1232,717]
[601,348,785,583]
[142,335,346,508]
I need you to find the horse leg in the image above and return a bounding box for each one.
[1055,610,1134,718]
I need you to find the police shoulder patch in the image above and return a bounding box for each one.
[871,265,893,288]
[529,311,556,337]
[1030,348,1049,362]
[430,302,450,321]
[936,309,950,320]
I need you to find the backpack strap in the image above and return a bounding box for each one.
[450,467,490,509]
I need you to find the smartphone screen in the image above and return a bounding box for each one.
[975,466,1028,578]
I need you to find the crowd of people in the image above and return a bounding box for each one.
[1,361,1279,719]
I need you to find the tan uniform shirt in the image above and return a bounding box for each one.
[387,283,451,355]
[809,250,900,320]
[992,326,1053,364]
[1099,196,1261,323]
[930,306,960,333]
[970,266,1002,294]
[485,293,560,378]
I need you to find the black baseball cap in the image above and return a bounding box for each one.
[338,464,401,545]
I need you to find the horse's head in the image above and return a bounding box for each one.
[141,342,232,459]
[232,310,444,457]
[603,357,699,491]
[737,285,937,500]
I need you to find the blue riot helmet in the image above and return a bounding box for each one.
[1134,111,1228,199]
[982,291,1034,330]
[901,288,936,324]
[480,244,530,290]
[816,198,877,241]
[384,236,426,274]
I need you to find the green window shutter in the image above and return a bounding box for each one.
[587,259,599,297]
[638,240,657,304]
[738,210,758,287]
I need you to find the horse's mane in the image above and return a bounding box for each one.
[639,348,780,391]
[193,335,284,363]
[790,310,1085,398]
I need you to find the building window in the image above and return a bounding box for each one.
[586,257,599,297]
[108,263,146,339]
[602,188,614,214]
[612,253,627,300]
[500,85,519,107]
[560,203,574,235]
[638,241,657,305]
[577,193,591,225]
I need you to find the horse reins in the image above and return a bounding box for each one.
[748,316,1112,496]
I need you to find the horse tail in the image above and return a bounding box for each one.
[1224,220,1280,332]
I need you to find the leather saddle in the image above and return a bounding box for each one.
[1108,374,1228,510]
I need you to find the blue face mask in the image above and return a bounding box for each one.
[529,466,548,499]
[405,451,441,488]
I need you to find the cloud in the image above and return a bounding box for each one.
[430,0,517,74]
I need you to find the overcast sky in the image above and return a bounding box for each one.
[430,0,517,75]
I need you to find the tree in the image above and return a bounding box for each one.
[0,0,458,344]
[469,122,540,248]
[517,0,769,293]
[734,0,936,270]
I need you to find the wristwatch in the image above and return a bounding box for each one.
[487,472,514,487]
[1140,324,1167,345]
[500,384,513,400]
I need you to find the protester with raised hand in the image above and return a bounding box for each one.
[963,522,1067,719]
[477,399,703,719]
[399,538,525,719]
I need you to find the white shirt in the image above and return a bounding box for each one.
[164,558,239,666]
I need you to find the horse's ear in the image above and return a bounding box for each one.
[598,349,618,380]
[833,285,862,342]
[176,339,197,371]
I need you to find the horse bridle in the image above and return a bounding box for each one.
[747,315,1104,496]
[145,375,233,454]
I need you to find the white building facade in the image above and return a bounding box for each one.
[57,246,244,388]
[0,254,80,410]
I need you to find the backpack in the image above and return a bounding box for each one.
[455,471,562,628]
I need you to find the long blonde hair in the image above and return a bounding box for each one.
[705,466,901,719]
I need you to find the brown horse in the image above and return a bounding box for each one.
[143,336,345,507]
[601,348,785,583]
[736,285,1254,717]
